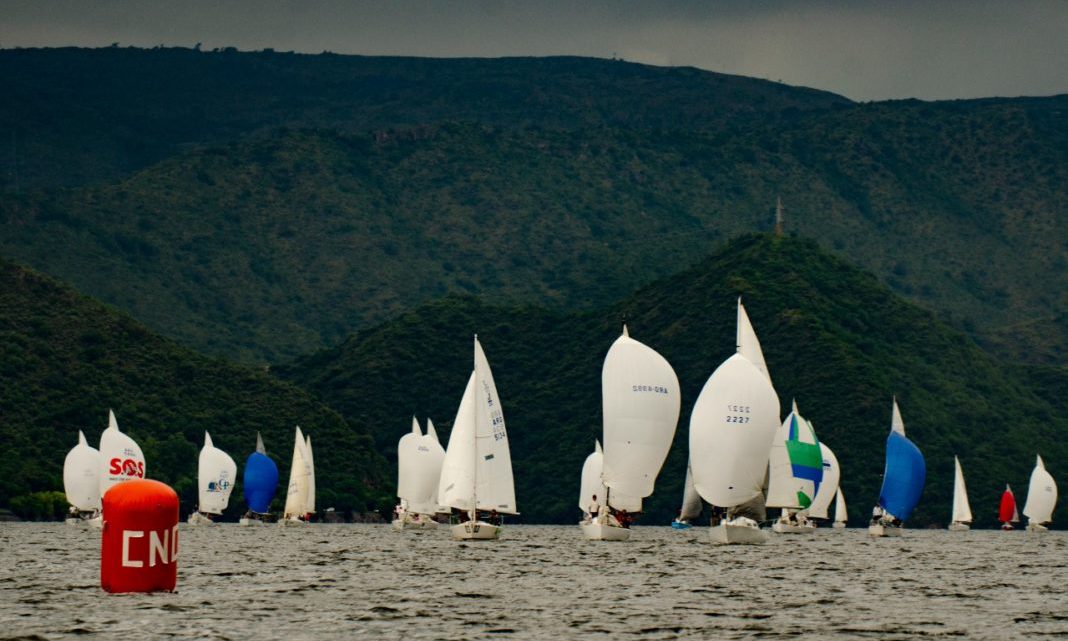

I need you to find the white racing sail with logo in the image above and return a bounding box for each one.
[63,431,101,520]
[195,432,237,516]
[397,417,446,520]
[98,409,146,497]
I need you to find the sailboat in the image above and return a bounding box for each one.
[1022,455,1057,531]
[869,398,926,537]
[281,426,315,525]
[832,488,848,528]
[948,455,972,531]
[393,417,446,531]
[999,485,1019,530]
[63,431,101,525]
[437,336,518,540]
[807,442,841,526]
[98,409,146,494]
[240,432,279,525]
[690,300,780,545]
[672,464,701,529]
[582,325,680,541]
[768,400,823,534]
[188,432,237,525]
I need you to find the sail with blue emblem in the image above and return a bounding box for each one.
[766,400,824,510]
[877,398,926,521]
[244,432,279,515]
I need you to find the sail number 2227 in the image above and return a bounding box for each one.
[725,404,751,424]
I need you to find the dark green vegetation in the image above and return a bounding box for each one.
[0,258,389,519]
[2,48,1066,364]
[279,235,1068,528]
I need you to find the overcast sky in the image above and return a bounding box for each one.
[2,0,1066,101]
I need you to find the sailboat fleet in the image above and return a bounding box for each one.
[58,310,1060,534]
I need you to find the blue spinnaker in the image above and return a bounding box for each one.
[878,431,925,521]
[244,451,279,514]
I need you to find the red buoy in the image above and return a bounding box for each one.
[100,479,179,593]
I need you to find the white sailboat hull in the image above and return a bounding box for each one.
[187,512,216,526]
[580,521,631,541]
[1026,522,1048,532]
[947,522,970,531]
[868,523,904,537]
[771,521,816,534]
[832,521,846,529]
[450,520,500,540]
[280,516,308,527]
[710,520,767,545]
[239,517,266,526]
[392,516,439,531]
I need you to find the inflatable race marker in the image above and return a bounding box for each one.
[101,479,179,593]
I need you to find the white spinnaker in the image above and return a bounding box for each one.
[197,431,237,515]
[951,456,972,524]
[283,426,311,518]
[63,431,101,511]
[808,442,841,519]
[98,409,146,497]
[473,337,517,514]
[438,372,477,511]
[398,417,446,515]
[689,353,781,508]
[305,435,315,514]
[737,299,771,384]
[833,488,847,525]
[1022,455,1057,524]
[679,463,702,521]
[601,329,681,510]
[579,441,608,512]
[397,417,422,504]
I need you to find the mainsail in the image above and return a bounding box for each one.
[243,432,279,514]
[197,432,237,515]
[1022,455,1057,525]
[833,488,847,526]
[808,442,840,520]
[98,409,146,497]
[283,426,313,519]
[579,441,608,513]
[600,326,681,512]
[876,399,926,522]
[63,431,101,512]
[951,456,972,524]
[397,417,446,515]
[678,463,703,522]
[766,400,823,510]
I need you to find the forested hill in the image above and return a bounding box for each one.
[0,258,389,518]
[278,234,1068,528]
[0,46,848,189]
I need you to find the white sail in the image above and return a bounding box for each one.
[833,488,847,525]
[1022,455,1057,525]
[737,299,771,384]
[601,328,681,510]
[579,441,608,512]
[398,417,446,515]
[679,463,702,521]
[808,442,840,519]
[766,400,821,509]
[63,431,101,511]
[98,409,146,497]
[305,435,315,515]
[197,431,238,515]
[690,353,781,508]
[951,456,972,524]
[891,397,905,435]
[438,373,478,511]
[283,426,312,518]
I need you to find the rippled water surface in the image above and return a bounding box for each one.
[2,523,1067,640]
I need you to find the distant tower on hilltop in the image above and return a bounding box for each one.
[774,197,785,236]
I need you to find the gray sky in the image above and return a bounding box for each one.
[2,0,1066,101]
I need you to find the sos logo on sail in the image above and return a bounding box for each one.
[109,447,145,478]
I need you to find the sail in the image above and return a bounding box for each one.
[808,442,840,519]
[579,441,608,512]
[876,402,926,521]
[397,417,446,514]
[736,299,771,384]
[833,488,847,525]
[601,329,681,509]
[690,353,781,508]
[304,435,315,515]
[197,432,237,515]
[98,409,146,497]
[951,456,972,524]
[438,372,478,511]
[999,486,1018,523]
[472,337,517,514]
[766,401,823,509]
[63,431,101,511]
[243,432,279,514]
[679,463,702,521]
[1022,455,1057,525]
[283,426,312,518]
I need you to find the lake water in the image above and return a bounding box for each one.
[1,523,1066,640]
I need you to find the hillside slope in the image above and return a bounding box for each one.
[0,258,389,517]
[278,235,1068,527]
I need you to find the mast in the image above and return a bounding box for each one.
[774,197,784,236]
[471,334,479,523]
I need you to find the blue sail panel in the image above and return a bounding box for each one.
[877,431,925,521]
[243,451,279,513]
